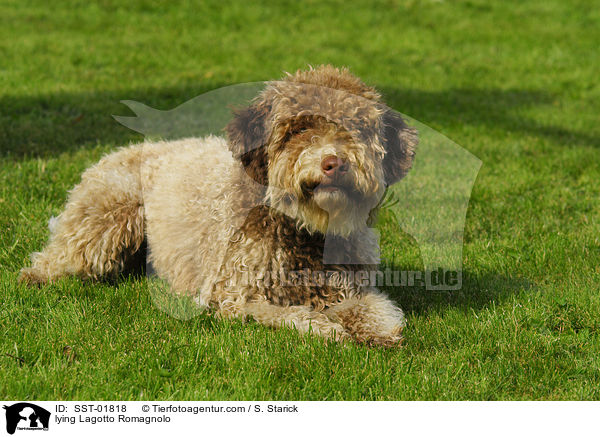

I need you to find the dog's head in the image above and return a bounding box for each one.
[226,65,418,237]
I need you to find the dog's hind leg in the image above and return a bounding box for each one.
[231,298,349,342]
[19,147,145,285]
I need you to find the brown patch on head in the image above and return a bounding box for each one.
[285,65,381,102]
[380,109,418,185]
[225,102,271,185]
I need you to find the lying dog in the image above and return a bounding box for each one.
[20,65,418,346]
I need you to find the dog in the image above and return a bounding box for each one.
[20,65,418,346]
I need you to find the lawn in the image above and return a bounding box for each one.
[1,0,599,400]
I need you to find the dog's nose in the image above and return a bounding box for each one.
[321,155,349,177]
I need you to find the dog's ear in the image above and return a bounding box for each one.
[381,109,418,185]
[226,102,271,185]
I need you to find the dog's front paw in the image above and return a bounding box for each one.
[325,292,406,347]
[322,322,352,343]
[300,317,350,343]
[363,326,404,348]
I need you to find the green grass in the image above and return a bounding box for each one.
[1,0,600,400]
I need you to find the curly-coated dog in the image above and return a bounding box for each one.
[20,65,418,346]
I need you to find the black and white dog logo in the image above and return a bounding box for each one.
[2,403,50,435]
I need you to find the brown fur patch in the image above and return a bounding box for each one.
[221,204,369,310]
[284,65,382,102]
[381,109,419,185]
[226,103,271,184]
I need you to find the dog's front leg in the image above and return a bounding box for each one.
[240,299,349,342]
[324,290,405,347]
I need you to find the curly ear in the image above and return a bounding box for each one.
[381,109,418,185]
[225,103,271,185]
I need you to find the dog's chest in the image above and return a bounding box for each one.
[214,206,369,309]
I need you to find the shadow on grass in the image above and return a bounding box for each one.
[384,268,535,317]
[0,83,231,158]
[380,228,534,316]
[380,87,600,149]
[1,84,598,159]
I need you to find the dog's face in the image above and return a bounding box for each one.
[266,115,386,237]
[226,66,418,237]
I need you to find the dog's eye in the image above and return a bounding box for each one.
[292,127,308,135]
[281,126,309,144]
